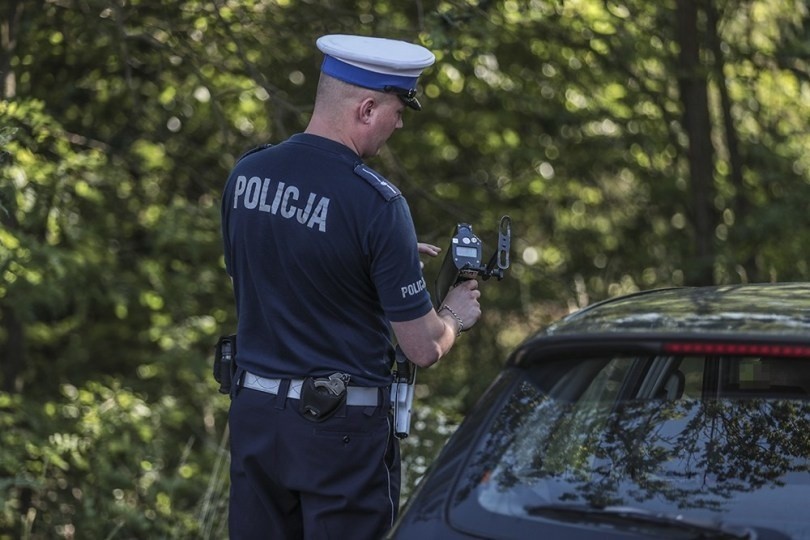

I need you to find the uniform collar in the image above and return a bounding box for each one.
[289,133,361,160]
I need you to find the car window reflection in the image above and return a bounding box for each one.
[453,356,810,538]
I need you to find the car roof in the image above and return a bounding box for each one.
[508,282,810,367]
[527,282,810,341]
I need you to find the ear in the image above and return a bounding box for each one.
[358,97,376,124]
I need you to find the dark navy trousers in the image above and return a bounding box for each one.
[228,383,400,539]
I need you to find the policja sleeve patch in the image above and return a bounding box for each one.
[353,163,401,201]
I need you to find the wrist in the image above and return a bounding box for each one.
[440,305,464,337]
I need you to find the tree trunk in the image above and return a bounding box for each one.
[1,305,24,392]
[705,1,756,281]
[676,0,716,285]
[1,1,23,99]
[1,2,26,391]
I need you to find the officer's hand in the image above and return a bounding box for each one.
[417,242,441,269]
[417,242,441,256]
[441,279,482,331]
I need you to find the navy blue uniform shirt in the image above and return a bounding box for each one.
[221,133,433,387]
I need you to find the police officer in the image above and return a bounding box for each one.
[221,34,482,539]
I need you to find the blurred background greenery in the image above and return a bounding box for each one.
[2,0,810,537]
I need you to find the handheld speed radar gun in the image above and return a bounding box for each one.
[392,215,512,439]
[435,215,512,307]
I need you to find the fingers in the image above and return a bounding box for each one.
[417,242,441,257]
[454,279,481,300]
[443,279,482,329]
[457,279,479,291]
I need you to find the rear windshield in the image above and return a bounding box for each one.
[451,354,810,538]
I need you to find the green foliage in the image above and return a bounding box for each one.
[3,0,810,536]
[0,383,223,539]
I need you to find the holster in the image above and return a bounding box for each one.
[392,345,416,439]
[298,373,349,422]
[214,334,237,395]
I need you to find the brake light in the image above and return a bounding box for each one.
[663,342,810,357]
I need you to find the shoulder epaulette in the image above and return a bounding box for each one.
[236,143,273,163]
[353,163,401,201]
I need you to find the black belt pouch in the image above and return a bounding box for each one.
[214,334,237,394]
[298,376,347,422]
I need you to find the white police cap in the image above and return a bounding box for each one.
[316,34,435,110]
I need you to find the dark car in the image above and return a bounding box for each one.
[387,283,810,540]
